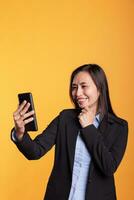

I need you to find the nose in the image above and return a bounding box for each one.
[76,86,82,97]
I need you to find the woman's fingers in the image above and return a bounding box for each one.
[13,101,32,121]
[13,101,34,138]
[14,100,27,115]
[78,107,96,128]
[19,102,30,116]
[13,101,28,120]
[13,101,35,135]
[15,116,34,127]
[23,110,35,119]
[24,117,34,125]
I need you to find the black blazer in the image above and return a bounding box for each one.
[12,109,128,200]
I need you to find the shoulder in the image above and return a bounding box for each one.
[107,113,128,127]
[59,109,78,118]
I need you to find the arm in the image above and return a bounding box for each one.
[11,100,59,160]
[80,121,128,176]
[11,116,59,160]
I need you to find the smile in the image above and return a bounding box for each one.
[77,97,88,103]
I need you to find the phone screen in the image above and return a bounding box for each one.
[18,92,38,131]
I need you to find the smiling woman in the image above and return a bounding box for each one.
[71,71,100,113]
[11,64,128,200]
[70,64,116,117]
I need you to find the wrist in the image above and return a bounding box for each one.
[15,131,24,141]
[17,133,24,141]
[81,122,93,128]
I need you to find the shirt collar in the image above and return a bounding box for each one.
[95,113,100,123]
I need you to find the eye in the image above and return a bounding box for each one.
[72,85,77,90]
[82,85,88,88]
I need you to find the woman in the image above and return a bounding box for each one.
[12,64,128,200]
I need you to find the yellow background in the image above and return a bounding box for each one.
[0,0,133,199]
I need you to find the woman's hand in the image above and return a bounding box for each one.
[78,106,96,128]
[13,100,34,140]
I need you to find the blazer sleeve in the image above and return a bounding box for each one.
[11,115,59,160]
[80,120,128,176]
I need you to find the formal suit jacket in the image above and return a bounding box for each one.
[12,109,128,200]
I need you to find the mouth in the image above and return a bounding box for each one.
[77,97,89,104]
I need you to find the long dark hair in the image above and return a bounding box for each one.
[69,64,116,117]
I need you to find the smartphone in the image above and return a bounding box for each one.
[18,92,38,131]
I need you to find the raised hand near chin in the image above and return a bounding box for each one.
[78,106,96,128]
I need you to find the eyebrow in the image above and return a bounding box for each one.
[72,82,88,85]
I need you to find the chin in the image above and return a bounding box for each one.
[79,103,88,109]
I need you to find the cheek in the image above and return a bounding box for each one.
[71,91,75,99]
[94,91,100,101]
[89,89,100,100]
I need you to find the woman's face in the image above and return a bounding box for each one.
[71,71,100,110]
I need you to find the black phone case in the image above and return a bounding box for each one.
[18,92,38,131]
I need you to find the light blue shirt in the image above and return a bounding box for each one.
[68,115,100,200]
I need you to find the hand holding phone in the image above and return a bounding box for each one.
[17,92,38,132]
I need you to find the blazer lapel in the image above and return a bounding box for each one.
[66,112,81,173]
[98,114,108,135]
[88,114,109,179]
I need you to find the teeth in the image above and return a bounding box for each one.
[77,98,88,102]
[78,98,88,101]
